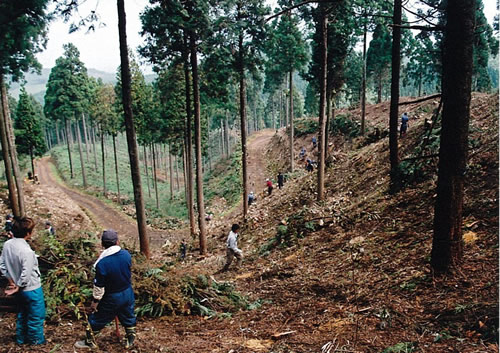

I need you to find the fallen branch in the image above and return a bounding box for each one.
[399,93,441,106]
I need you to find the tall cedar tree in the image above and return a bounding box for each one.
[389,0,402,192]
[431,0,475,273]
[0,0,48,216]
[140,0,197,240]
[268,0,309,172]
[15,87,47,176]
[117,0,149,258]
[44,43,89,183]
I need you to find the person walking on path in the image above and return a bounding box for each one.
[75,229,137,349]
[266,179,274,195]
[0,217,46,345]
[400,112,409,137]
[222,224,243,272]
[277,172,284,189]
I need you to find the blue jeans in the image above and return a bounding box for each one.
[89,286,136,331]
[16,286,46,345]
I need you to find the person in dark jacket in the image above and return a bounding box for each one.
[277,172,284,189]
[75,230,137,349]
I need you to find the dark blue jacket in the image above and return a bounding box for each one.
[94,250,132,294]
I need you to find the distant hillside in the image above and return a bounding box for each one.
[8,68,156,105]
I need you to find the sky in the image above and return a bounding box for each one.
[36,0,498,76]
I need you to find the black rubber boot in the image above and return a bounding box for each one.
[124,326,136,349]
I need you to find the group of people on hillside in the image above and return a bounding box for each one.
[0,217,136,349]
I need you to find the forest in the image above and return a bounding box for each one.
[0,0,498,352]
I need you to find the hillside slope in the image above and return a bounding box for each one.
[0,93,496,353]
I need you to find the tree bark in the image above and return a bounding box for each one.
[317,8,328,201]
[91,125,98,172]
[174,154,179,191]
[389,0,402,191]
[431,0,474,273]
[82,113,90,162]
[101,127,106,195]
[190,35,207,254]
[238,29,249,218]
[361,15,367,135]
[55,121,61,145]
[152,143,159,209]
[0,78,19,216]
[117,0,149,258]
[112,134,121,203]
[143,144,151,198]
[168,145,174,199]
[76,120,87,188]
[183,36,196,238]
[65,119,74,179]
[289,70,294,173]
[1,81,25,216]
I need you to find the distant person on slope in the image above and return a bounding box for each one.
[248,191,256,206]
[45,221,55,236]
[400,112,409,137]
[299,146,306,160]
[4,214,14,238]
[266,179,274,195]
[312,136,317,149]
[222,224,242,272]
[75,230,137,350]
[277,172,284,189]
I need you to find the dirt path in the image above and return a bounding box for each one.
[247,129,276,194]
[36,157,171,247]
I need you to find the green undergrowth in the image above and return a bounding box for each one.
[204,144,242,208]
[3,230,256,322]
[50,141,188,221]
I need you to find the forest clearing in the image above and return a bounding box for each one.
[0,0,499,352]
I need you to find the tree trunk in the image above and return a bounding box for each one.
[325,90,332,163]
[55,121,61,145]
[317,8,328,201]
[112,134,121,203]
[174,154,179,191]
[152,144,159,209]
[82,113,90,162]
[168,145,174,199]
[29,147,35,180]
[76,120,87,188]
[143,144,151,198]
[220,119,225,157]
[224,114,230,156]
[190,35,207,254]
[361,16,367,135]
[0,78,19,216]
[101,127,106,195]
[389,0,401,191]
[289,70,294,173]
[1,82,25,216]
[238,30,249,218]
[91,125,98,172]
[431,0,474,273]
[377,74,383,104]
[65,119,74,179]
[183,37,196,238]
[117,0,149,258]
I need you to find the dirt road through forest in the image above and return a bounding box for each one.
[37,157,171,247]
[247,129,276,194]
